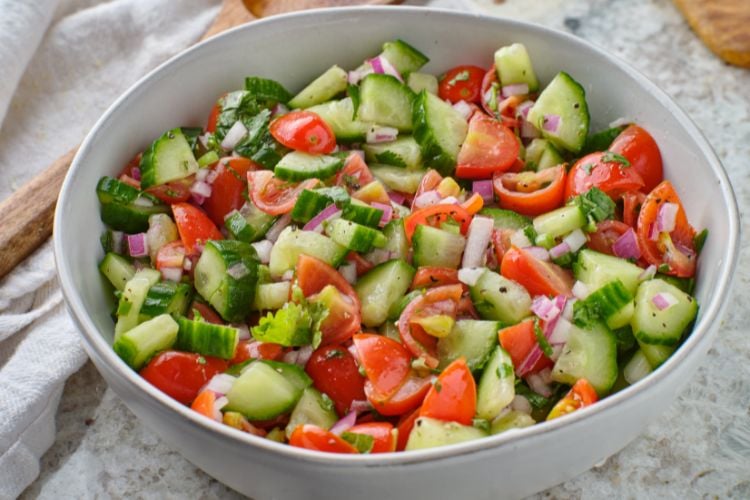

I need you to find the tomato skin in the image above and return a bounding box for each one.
[404,204,472,242]
[493,165,567,216]
[546,378,598,420]
[609,125,663,192]
[396,406,422,451]
[411,267,461,289]
[456,113,520,179]
[438,65,486,104]
[636,181,697,277]
[289,425,358,454]
[366,373,432,416]
[412,169,443,208]
[419,358,476,426]
[565,152,644,201]
[306,344,366,416]
[187,300,224,325]
[498,319,553,374]
[145,178,193,204]
[501,247,574,298]
[248,170,320,216]
[353,334,412,400]
[171,203,223,254]
[622,190,646,228]
[270,111,336,154]
[347,422,397,453]
[335,153,375,192]
[202,157,258,226]
[586,220,632,256]
[140,351,229,405]
[206,98,223,133]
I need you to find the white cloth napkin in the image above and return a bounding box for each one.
[0,1,220,497]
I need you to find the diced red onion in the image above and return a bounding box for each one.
[196,168,210,182]
[542,295,568,341]
[296,345,314,367]
[388,191,406,205]
[562,298,576,320]
[348,67,372,85]
[303,204,342,233]
[366,125,398,144]
[502,83,529,98]
[182,258,193,271]
[227,262,250,280]
[516,344,543,377]
[130,167,141,181]
[221,120,248,150]
[458,267,485,287]
[339,261,358,285]
[526,372,552,398]
[190,180,213,199]
[281,270,294,281]
[348,344,361,365]
[190,193,206,205]
[652,292,678,311]
[233,323,250,340]
[648,222,660,242]
[205,374,237,396]
[438,196,460,205]
[452,100,473,120]
[329,410,358,436]
[266,214,292,242]
[510,395,532,414]
[612,228,641,260]
[472,180,494,204]
[542,114,561,133]
[525,246,550,262]
[520,120,540,139]
[639,264,657,281]
[368,56,403,82]
[510,230,533,249]
[251,240,273,264]
[572,280,590,299]
[371,202,393,227]
[206,168,220,184]
[350,400,372,414]
[516,100,534,120]
[413,190,442,209]
[656,202,678,234]
[271,102,289,117]
[132,196,154,207]
[160,267,183,282]
[551,344,564,361]
[213,396,229,419]
[531,296,561,323]
[127,233,149,258]
[548,317,573,345]
[462,216,494,268]
[364,248,392,267]
[549,241,571,259]
[282,349,300,365]
[563,229,587,253]
[674,241,696,258]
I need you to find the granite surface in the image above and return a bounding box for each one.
[21,0,750,498]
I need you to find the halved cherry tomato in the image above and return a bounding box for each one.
[501,246,574,297]
[297,255,361,345]
[622,190,646,228]
[398,284,462,368]
[480,66,499,116]
[411,267,460,289]
[118,153,143,179]
[191,390,219,420]
[353,333,412,400]
[636,181,697,277]
[396,406,422,451]
[565,152,644,201]
[491,228,513,266]
[455,113,520,179]
[347,422,397,453]
[438,65,486,104]
[498,319,553,374]
[493,164,566,216]
[205,97,223,133]
[335,153,375,192]
[412,169,443,208]
[140,351,228,405]
[546,378,598,420]
[248,170,320,216]
[609,125,663,193]
[306,344,366,416]
[289,425,358,453]
[365,373,433,416]
[202,157,258,226]
[155,240,186,271]
[270,110,336,154]
[171,202,223,254]
[404,204,472,242]
[187,300,224,325]
[145,178,193,204]
[419,358,476,425]
[230,340,284,365]
[586,220,632,256]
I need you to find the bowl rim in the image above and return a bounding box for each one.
[54,5,741,467]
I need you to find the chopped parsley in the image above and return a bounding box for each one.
[601,151,631,167]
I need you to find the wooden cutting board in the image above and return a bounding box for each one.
[672,0,750,68]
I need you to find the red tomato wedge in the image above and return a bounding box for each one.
[248,170,320,216]
[289,425,358,454]
[565,151,645,201]
[306,344,366,416]
[636,181,697,277]
[191,390,219,420]
[187,300,224,325]
[419,358,476,426]
[456,113,520,179]
[145,178,193,204]
[396,406,422,451]
[546,378,598,420]
[411,267,461,289]
[498,319,553,374]
[353,333,412,401]
[140,351,228,405]
[155,240,186,271]
[365,373,433,417]
[501,246,574,297]
[622,190,646,228]
[172,203,223,254]
[202,157,258,226]
[493,164,567,216]
[609,124,663,193]
[347,422,397,453]
[270,110,336,154]
[412,169,443,206]
[438,65,486,104]
[335,152,375,192]
[586,220,632,256]
[230,340,285,365]
[404,204,472,242]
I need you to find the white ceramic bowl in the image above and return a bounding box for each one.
[54,7,740,500]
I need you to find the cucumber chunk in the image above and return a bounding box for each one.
[639,342,676,368]
[224,361,301,420]
[139,128,199,189]
[383,218,409,260]
[437,320,500,371]
[341,201,384,228]
[224,201,277,243]
[175,316,239,359]
[99,252,135,291]
[405,417,487,451]
[476,346,516,421]
[96,177,169,234]
[139,281,193,319]
[527,72,589,153]
[260,360,313,393]
[370,165,427,194]
[551,322,618,396]
[306,98,372,143]
[573,279,634,330]
[574,249,644,295]
[479,208,531,230]
[623,349,653,385]
[470,270,532,325]
[407,72,439,95]
[268,227,348,278]
[324,218,387,253]
[490,410,535,435]
[412,224,466,269]
[533,205,586,240]
[252,281,291,311]
[194,240,259,323]
[113,314,179,370]
[381,39,429,76]
[358,74,415,132]
[363,136,423,169]
[114,269,161,340]
[494,43,539,92]
[631,279,697,346]
[355,259,415,328]
[274,151,344,181]
[285,387,338,438]
[524,138,565,171]
[288,65,348,109]
[412,90,469,175]
[291,187,350,224]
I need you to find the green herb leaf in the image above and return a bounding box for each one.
[496,362,514,379]
[347,84,361,118]
[472,418,491,432]
[447,70,470,86]
[341,432,375,454]
[251,301,328,347]
[601,151,631,167]
[319,393,335,413]
[693,228,708,255]
[244,77,292,103]
[573,187,616,227]
[533,318,554,357]
[514,380,550,409]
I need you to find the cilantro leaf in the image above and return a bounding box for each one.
[514,380,550,409]
[693,228,708,255]
[341,432,374,454]
[533,318,554,357]
[601,151,631,167]
[251,301,328,347]
[572,187,615,229]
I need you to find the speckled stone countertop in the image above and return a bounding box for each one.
[21,0,750,498]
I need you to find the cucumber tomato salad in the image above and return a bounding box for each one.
[97,40,704,454]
